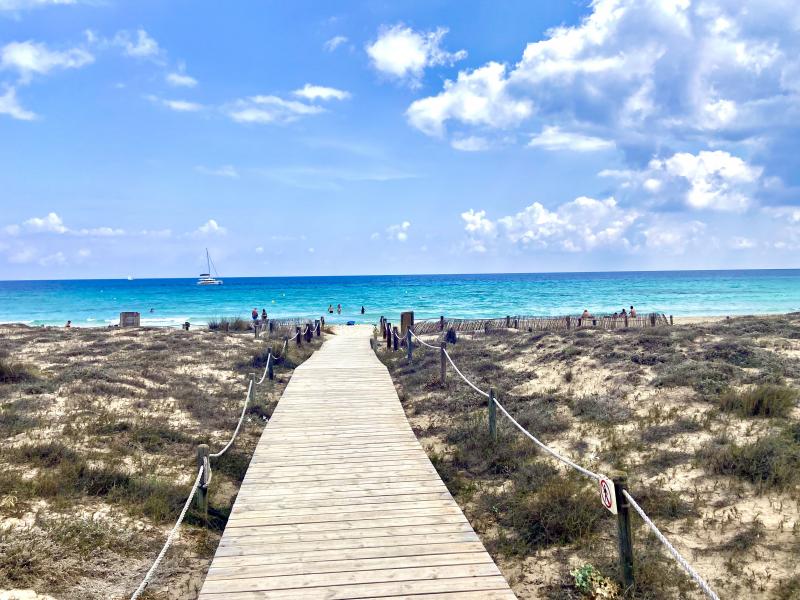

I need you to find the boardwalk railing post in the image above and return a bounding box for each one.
[506,315,510,328]
[392,326,399,352]
[267,347,274,380]
[315,319,321,337]
[670,314,673,325]
[440,342,446,386]
[488,388,497,440]
[439,315,445,331]
[614,474,635,592]
[269,320,274,334]
[386,322,392,350]
[406,328,413,363]
[566,316,571,329]
[296,326,302,347]
[195,444,210,523]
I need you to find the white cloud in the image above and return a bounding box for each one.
[8,247,36,263]
[731,237,757,249]
[642,221,707,254]
[763,206,800,224]
[451,136,490,152]
[0,86,36,120]
[146,95,203,112]
[463,197,640,253]
[77,248,91,258]
[386,220,411,242]
[607,150,763,212]
[293,84,350,101]
[367,24,466,86]
[24,212,67,233]
[195,165,239,178]
[528,126,614,152]
[255,246,264,254]
[114,29,160,59]
[1,41,93,82]
[38,251,66,266]
[166,71,197,88]
[308,247,315,253]
[406,0,800,158]
[194,219,226,236]
[324,36,348,52]
[406,62,532,137]
[226,95,324,124]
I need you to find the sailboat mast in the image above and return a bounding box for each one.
[206,248,211,274]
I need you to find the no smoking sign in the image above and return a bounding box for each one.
[599,476,617,515]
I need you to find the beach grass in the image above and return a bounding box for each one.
[379,313,800,599]
[0,323,322,599]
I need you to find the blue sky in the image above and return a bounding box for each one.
[1,0,798,279]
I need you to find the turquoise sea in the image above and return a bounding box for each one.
[0,270,798,328]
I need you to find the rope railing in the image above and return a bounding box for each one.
[395,325,719,600]
[130,466,204,600]
[129,318,324,598]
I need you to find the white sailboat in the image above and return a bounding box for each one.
[197,248,223,286]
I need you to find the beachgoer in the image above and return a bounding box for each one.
[261,309,267,322]
[150,308,154,313]
[361,306,365,314]
[65,320,71,328]
[620,308,627,317]
[630,306,637,317]
[581,309,591,319]
[251,308,258,322]
[328,304,334,314]
[337,304,342,314]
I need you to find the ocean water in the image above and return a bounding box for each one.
[0,270,798,328]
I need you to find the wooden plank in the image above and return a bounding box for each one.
[197,325,515,599]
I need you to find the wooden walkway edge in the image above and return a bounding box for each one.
[198,325,516,599]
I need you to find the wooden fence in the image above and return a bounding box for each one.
[412,313,671,335]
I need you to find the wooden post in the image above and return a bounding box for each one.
[624,315,629,328]
[196,444,210,522]
[566,316,571,329]
[670,315,673,326]
[267,347,274,380]
[321,316,325,332]
[577,318,582,327]
[514,318,518,329]
[506,315,510,328]
[592,318,597,327]
[650,313,656,326]
[386,322,391,350]
[406,329,413,363]
[296,326,302,346]
[315,319,321,337]
[614,474,635,591]
[440,342,446,386]
[488,388,497,440]
[392,326,399,351]
[305,322,313,342]
[269,320,274,333]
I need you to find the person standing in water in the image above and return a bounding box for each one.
[361,306,365,314]
[337,304,342,314]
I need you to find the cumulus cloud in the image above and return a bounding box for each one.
[226,95,324,124]
[293,84,351,101]
[145,94,203,112]
[603,150,763,212]
[528,126,614,152]
[386,221,411,241]
[113,29,160,59]
[407,62,532,137]
[367,24,466,87]
[406,0,800,159]
[324,36,348,52]
[1,40,93,82]
[194,219,226,236]
[462,197,641,254]
[3,212,126,237]
[0,86,36,120]
[22,212,68,233]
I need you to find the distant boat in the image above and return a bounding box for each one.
[197,248,223,286]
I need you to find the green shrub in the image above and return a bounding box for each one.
[0,359,37,384]
[654,360,739,396]
[718,384,797,418]
[699,428,800,489]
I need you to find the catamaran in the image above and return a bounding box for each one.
[197,248,223,286]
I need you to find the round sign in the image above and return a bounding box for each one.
[599,477,617,514]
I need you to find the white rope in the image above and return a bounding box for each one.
[442,347,490,399]
[492,396,600,481]
[130,466,203,600]
[409,328,439,350]
[209,380,252,458]
[256,353,273,385]
[623,490,720,600]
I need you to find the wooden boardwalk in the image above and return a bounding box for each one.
[198,325,516,599]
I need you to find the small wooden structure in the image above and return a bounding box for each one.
[119,312,140,328]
